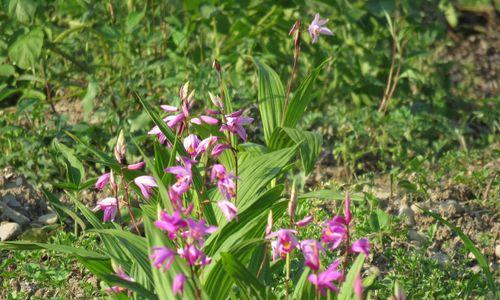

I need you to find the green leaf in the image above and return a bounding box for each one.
[221,252,273,299]
[420,207,497,296]
[293,268,315,300]
[253,59,285,144]
[41,189,86,230]
[126,10,146,33]
[338,254,365,300]
[0,241,108,260]
[0,64,16,77]
[82,77,98,119]
[53,140,85,186]
[8,28,44,70]
[298,190,363,202]
[282,59,330,127]
[269,127,323,174]
[8,0,37,23]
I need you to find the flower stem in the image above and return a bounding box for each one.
[282,19,301,125]
[285,252,291,300]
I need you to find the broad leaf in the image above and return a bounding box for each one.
[8,28,44,70]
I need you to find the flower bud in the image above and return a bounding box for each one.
[265,210,273,236]
[114,130,126,164]
[212,59,221,73]
[109,170,117,193]
[288,181,298,220]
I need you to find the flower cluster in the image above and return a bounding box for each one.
[144,82,252,296]
[266,192,370,297]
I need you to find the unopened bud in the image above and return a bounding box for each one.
[114,130,126,164]
[212,59,221,73]
[288,181,298,219]
[179,81,190,101]
[209,92,224,109]
[265,210,273,236]
[109,170,117,193]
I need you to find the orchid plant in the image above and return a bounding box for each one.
[1,13,374,299]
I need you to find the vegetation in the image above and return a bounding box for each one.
[0,0,498,299]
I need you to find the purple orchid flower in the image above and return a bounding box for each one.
[321,221,347,250]
[127,161,145,170]
[300,240,325,271]
[296,215,314,227]
[105,267,134,295]
[308,260,343,296]
[183,134,201,157]
[217,173,237,200]
[150,246,176,272]
[220,109,254,141]
[154,210,188,239]
[308,13,333,44]
[134,175,158,199]
[183,218,217,246]
[95,172,110,190]
[172,273,186,296]
[211,143,231,158]
[266,229,299,260]
[195,136,218,157]
[217,200,238,222]
[351,238,370,256]
[177,244,211,267]
[210,164,227,182]
[93,197,117,222]
[354,273,363,299]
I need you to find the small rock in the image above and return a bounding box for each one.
[430,251,449,265]
[495,245,500,258]
[2,194,21,208]
[408,229,427,244]
[38,213,58,225]
[0,202,30,225]
[438,200,464,216]
[471,265,481,274]
[0,222,22,241]
[367,266,380,277]
[15,177,23,186]
[398,205,415,226]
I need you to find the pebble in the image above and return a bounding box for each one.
[430,251,449,265]
[0,222,21,241]
[37,213,58,225]
[0,202,30,225]
[495,245,500,259]
[408,229,427,244]
[2,194,21,208]
[398,205,415,226]
[438,200,464,215]
[471,265,481,274]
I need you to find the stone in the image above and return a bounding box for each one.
[2,194,21,208]
[471,265,481,274]
[0,222,21,241]
[438,200,464,215]
[0,202,30,225]
[430,251,449,265]
[37,213,58,225]
[398,205,415,226]
[408,229,427,244]
[495,244,500,258]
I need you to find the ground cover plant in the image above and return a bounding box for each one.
[0,0,498,299]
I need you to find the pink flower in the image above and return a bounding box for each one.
[148,125,168,144]
[93,197,117,222]
[266,229,299,260]
[308,13,333,44]
[196,136,218,157]
[165,160,194,204]
[344,191,351,224]
[217,200,238,222]
[321,221,347,250]
[127,161,145,170]
[351,238,370,256]
[220,109,253,141]
[183,218,217,245]
[300,240,324,271]
[154,211,188,239]
[150,246,175,272]
[105,267,134,294]
[354,273,363,299]
[211,143,230,158]
[217,174,237,200]
[95,172,110,190]
[210,164,227,182]
[183,134,201,157]
[296,215,313,227]
[200,115,219,125]
[177,244,211,266]
[308,260,343,296]
[172,273,186,296]
[160,105,178,112]
[134,175,158,199]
